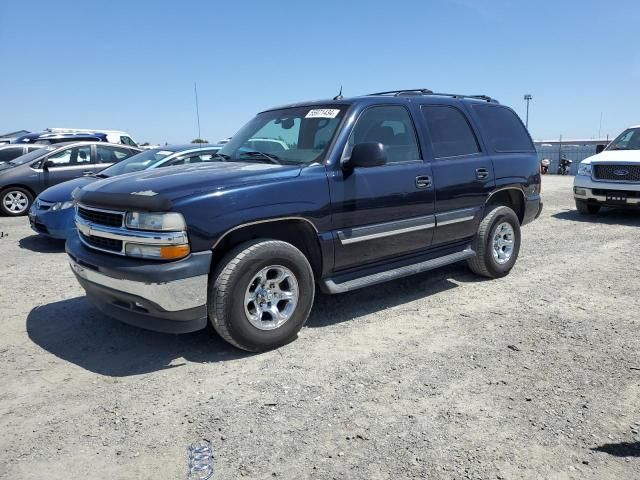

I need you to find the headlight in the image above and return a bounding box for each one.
[51,200,75,211]
[577,163,592,176]
[125,211,186,231]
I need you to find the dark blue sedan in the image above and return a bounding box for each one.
[29,144,222,239]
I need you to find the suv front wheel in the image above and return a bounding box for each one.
[467,205,521,278]
[209,239,315,352]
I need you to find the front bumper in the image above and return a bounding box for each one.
[29,205,76,239]
[574,175,640,206]
[66,235,212,333]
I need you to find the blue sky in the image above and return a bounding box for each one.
[1,0,638,144]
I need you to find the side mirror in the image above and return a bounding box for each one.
[342,142,387,169]
[43,160,55,171]
[595,144,605,154]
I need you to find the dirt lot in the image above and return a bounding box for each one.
[1,175,639,479]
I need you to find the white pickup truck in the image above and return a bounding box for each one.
[574,125,640,214]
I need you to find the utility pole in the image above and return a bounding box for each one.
[598,112,603,139]
[194,82,202,140]
[524,94,533,129]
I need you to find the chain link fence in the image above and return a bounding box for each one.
[534,140,609,175]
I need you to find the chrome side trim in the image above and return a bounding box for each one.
[435,207,479,227]
[69,259,207,311]
[210,217,319,250]
[337,215,435,245]
[323,247,475,293]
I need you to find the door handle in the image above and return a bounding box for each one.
[475,168,489,180]
[415,175,432,189]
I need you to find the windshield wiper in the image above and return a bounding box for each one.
[212,153,230,161]
[238,151,281,165]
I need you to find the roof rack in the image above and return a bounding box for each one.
[367,89,499,103]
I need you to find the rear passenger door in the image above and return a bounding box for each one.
[41,145,93,189]
[419,105,495,246]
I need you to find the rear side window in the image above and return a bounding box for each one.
[0,148,23,163]
[421,106,480,158]
[473,105,534,152]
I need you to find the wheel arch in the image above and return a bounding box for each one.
[484,187,526,224]
[210,218,324,279]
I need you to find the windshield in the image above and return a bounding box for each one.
[99,149,175,176]
[218,105,349,165]
[607,128,640,151]
[8,146,54,165]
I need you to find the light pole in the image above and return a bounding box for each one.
[524,94,532,129]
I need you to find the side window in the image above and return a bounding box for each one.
[120,136,136,146]
[421,106,480,158]
[347,106,421,163]
[112,147,134,161]
[0,148,21,162]
[46,146,91,167]
[96,146,117,164]
[472,105,534,152]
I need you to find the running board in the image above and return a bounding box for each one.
[322,248,476,294]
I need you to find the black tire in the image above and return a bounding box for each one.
[467,205,521,278]
[209,239,315,352]
[575,199,601,215]
[0,187,33,216]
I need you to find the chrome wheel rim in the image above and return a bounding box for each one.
[244,265,299,330]
[3,190,29,214]
[492,222,515,265]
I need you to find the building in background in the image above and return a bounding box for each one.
[0,130,30,144]
[534,138,610,175]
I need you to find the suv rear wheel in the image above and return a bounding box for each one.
[209,239,315,352]
[1,187,33,216]
[467,205,521,278]
[575,199,601,215]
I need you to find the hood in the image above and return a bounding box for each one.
[582,149,640,164]
[38,176,98,202]
[77,162,303,208]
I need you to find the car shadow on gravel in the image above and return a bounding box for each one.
[19,234,66,253]
[307,263,482,328]
[592,441,640,457]
[26,297,250,377]
[552,209,640,226]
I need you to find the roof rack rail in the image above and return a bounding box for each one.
[367,90,499,103]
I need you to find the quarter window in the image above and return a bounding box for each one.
[472,105,534,152]
[347,106,421,163]
[421,106,480,158]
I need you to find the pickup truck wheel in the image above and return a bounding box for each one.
[1,187,33,216]
[575,199,600,214]
[467,205,521,278]
[209,239,315,352]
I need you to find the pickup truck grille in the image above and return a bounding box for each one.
[79,232,123,253]
[593,164,640,182]
[77,206,123,227]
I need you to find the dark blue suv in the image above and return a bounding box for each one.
[66,89,542,352]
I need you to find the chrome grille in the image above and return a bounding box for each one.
[79,232,123,253]
[593,164,640,182]
[78,206,123,227]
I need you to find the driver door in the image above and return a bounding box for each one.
[41,145,93,189]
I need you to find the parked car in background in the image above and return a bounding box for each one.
[66,89,542,352]
[11,128,138,147]
[0,144,46,164]
[0,142,140,216]
[574,125,640,214]
[29,144,222,239]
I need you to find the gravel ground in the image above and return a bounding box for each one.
[1,175,639,479]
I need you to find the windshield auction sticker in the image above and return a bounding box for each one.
[305,109,341,119]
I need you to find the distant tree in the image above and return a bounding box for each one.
[191,138,208,144]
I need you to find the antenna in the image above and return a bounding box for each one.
[194,82,202,142]
[333,85,343,100]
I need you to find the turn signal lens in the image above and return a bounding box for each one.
[160,244,191,259]
[125,243,190,260]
